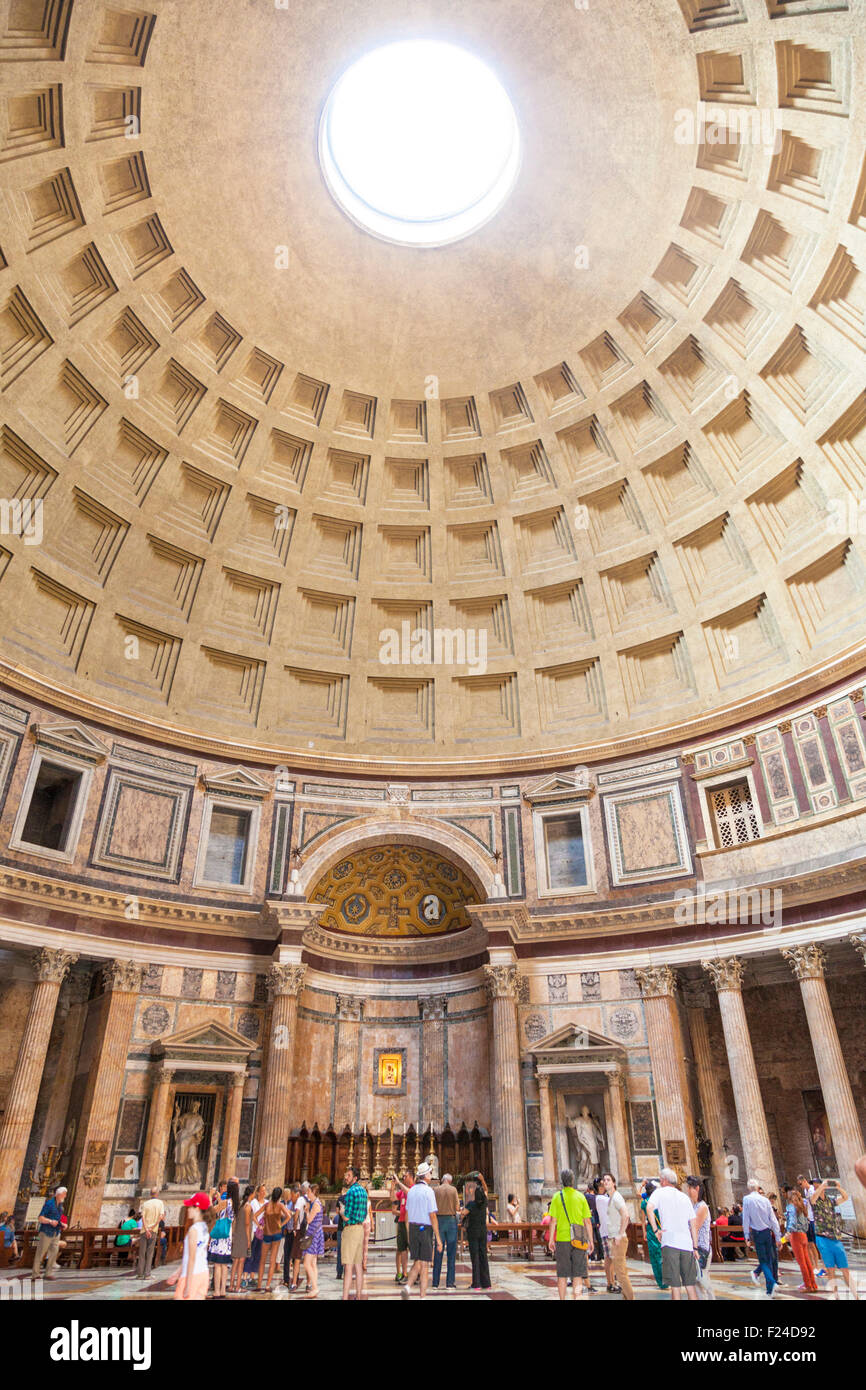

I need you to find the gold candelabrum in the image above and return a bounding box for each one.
[18,1146,65,1203]
[359,1125,370,1182]
[399,1127,407,1174]
[372,1127,383,1180]
[382,1105,401,1176]
[347,1131,355,1171]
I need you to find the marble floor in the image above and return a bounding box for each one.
[4,1248,863,1302]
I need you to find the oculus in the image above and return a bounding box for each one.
[319,39,521,247]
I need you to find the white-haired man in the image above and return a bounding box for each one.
[432,1172,459,1291]
[646,1169,699,1301]
[742,1178,781,1297]
[32,1185,67,1280]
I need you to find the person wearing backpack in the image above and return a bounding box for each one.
[547,1168,595,1301]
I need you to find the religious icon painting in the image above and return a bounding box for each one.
[374,1047,407,1094]
[802,1088,836,1177]
[379,1054,402,1087]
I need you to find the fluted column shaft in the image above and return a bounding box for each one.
[0,949,77,1209]
[635,967,698,1174]
[607,1070,633,1192]
[38,971,91,1156]
[221,1073,247,1181]
[784,944,866,1236]
[69,960,142,1225]
[684,989,734,1208]
[537,1074,556,1186]
[332,993,363,1132]
[484,965,527,1218]
[257,964,306,1185]
[139,1068,174,1192]
[419,996,448,1132]
[702,957,778,1199]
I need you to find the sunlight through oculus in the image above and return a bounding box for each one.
[319,40,521,247]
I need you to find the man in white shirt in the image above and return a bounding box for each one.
[602,1173,633,1300]
[135,1187,165,1280]
[646,1168,700,1301]
[400,1162,443,1301]
[290,1181,310,1290]
[595,1185,617,1293]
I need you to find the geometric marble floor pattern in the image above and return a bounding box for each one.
[7,1248,861,1301]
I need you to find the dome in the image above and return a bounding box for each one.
[1,0,865,774]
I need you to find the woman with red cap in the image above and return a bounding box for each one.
[168,1193,211,1301]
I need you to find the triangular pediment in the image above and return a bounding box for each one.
[201,765,271,798]
[523,768,594,806]
[157,1019,256,1056]
[32,721,109,763]
[532,1022,623,1054]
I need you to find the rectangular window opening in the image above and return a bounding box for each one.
[203,805,252,885]
[20,761,83,852]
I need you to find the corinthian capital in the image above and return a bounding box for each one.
[268,963,307,999]
[701,956,743,993]
[418,994,448,1021]
[483,963,519,1000]
[32,947,78,985]
[635,964,678,999]
[782,943,826,982]
[848,933,866,969]
[102,959,143,994]
[335,992,363,1021]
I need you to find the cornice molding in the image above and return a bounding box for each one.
[302,918,488,966]
[0,866,271,936]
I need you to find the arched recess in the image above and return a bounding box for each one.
[296,816,494,904]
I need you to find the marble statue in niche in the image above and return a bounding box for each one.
[567,1103,606,1186]
[172,1101,205,1185]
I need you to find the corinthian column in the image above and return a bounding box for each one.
[702,956,778,1198]
[606,1068,633,1194]
[139,1066,174,1192]
[682,982,734,1209]
[332,993,364,1133]
[635,966,698,1173]
[783,943,866,1236]
[483,964,527,1218]
[38,970,91,1158]
[537,1074,556,1187]
[419,995,448,1132]
[257,964,306,1186]
[69,959,143,1225]
[0,947,78,1209]
[221,1072,247,1181]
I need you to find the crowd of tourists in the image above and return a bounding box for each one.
[6,1153,863,1300]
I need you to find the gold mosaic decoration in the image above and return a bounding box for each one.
[310,845,477,938]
